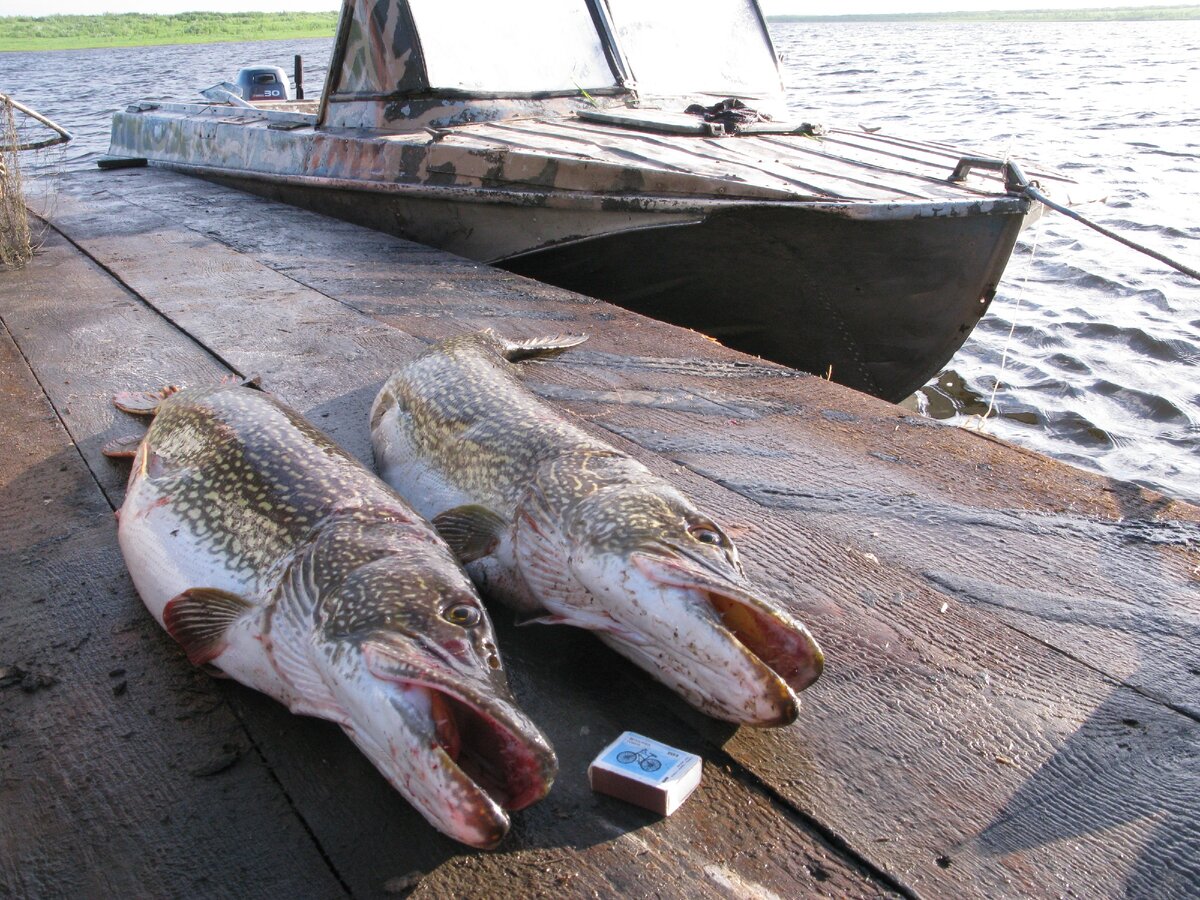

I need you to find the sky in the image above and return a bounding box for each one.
[0,0,1185,16]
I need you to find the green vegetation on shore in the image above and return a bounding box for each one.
[768,5,1200,23]
[0,12,339,53]
[2,5,1198,52]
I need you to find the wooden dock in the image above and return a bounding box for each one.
[2,167,1198,899]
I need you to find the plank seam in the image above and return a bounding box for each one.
[5,225,355,898]
[76,183,383,325]
[33,213,248,381]
[948,610,1200,727]
[219,698,355,898]
[0,314,95,481]
[700,740,920,899]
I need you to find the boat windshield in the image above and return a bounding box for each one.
[605,0,782,99]
[319,0,785,130]
[408,0,618,93]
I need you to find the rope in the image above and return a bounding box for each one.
[1022,181,1200,282]
[979,213,1044,428]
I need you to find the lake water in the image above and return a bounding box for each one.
[2,22,1197,504]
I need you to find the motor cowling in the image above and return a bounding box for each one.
[236,66,294,102]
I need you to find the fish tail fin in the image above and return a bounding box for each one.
[112,384,182,416]
[497,333,588,363]
[113,374,263,416]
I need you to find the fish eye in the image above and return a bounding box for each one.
[689,526,724,546]
[443,604,482,627]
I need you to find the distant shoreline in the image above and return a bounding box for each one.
[2,6,1199,53]
[767,5,1200,23]
[0,12,339,53]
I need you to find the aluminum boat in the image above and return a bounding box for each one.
[108,0,1075,400]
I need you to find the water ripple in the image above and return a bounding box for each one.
[776,21,1200,503]
[1,24,1195,504]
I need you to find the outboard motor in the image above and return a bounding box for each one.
[235,66,293,102]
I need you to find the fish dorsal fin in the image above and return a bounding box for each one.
[432,504,508,564]
[498,333,588,363]
[220,372,263,390]
[101,434,144,458]
[513,481,592,614]
[163,588,255,666]
[112,376,261,417]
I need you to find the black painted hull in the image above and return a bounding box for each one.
[200,170,1024,402]
[500,204,1025,402]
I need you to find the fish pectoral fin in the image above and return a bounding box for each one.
[513,494,594,612]
[163,588,256,666]
[517,610,647,643]
[101,433,144,458]
[499,333,588,364]
[432,505,507,564]
[265,604,347,724]
[112,385,182,416]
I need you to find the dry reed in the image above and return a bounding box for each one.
[1,95,33,269]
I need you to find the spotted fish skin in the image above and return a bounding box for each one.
[371,331,824,727]
[117,383,555,849]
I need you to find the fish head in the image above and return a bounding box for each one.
[307,518,556,849]
[562,482,824,726]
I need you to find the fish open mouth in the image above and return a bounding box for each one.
[634,553,824,694]
[703,590,824,692]
[419,683,553,812]
[361,640,556,847]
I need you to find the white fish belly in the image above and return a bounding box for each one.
[371,403,475,520]
[118,474,257,622]
[117,471,285,698]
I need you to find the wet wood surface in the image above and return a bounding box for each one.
[2,167,1197,898]
[0,292,344,898]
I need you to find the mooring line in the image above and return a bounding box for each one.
[1018,175,1200,283]
[979,208,1044,428]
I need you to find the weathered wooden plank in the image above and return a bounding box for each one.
[72,167,1200,898]
[0,315,346,898]
[129,165,1200,702]
[526,362,1200,718]
[97,166,1200,710]
[456,367,1200,898]
[11,188,891,896]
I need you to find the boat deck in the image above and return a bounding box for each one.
[2,167,1198,899]
[116,100,1072,205]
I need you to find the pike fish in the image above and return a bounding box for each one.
[370,332,824,726]
[107,380,555,848]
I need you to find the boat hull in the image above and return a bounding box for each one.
[197,171,1023,401]
[108,100,1040,400]
[502,204,1024,401]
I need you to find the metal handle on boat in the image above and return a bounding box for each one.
[950,154,1200,282]
[947,155,1029,194]
[0,93,73,151]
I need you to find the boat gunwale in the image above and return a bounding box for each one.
[156,158,1033,221]
[118,101,1046,205]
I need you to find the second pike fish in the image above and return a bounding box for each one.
[107,380,555,848]
[371,332,823,726]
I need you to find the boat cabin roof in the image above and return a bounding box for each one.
[319,0,785,131]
